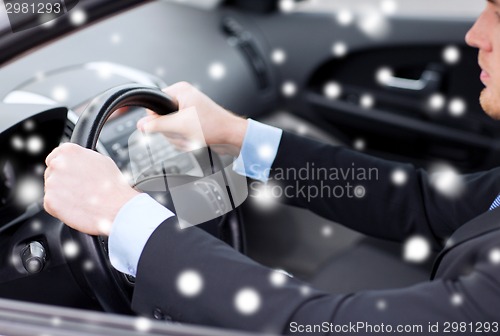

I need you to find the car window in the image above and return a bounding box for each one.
[0,5,9,31]
[294,0,483,19]
[160,0,223,10]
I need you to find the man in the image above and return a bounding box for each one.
[44,2,500,334]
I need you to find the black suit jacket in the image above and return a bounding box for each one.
[131,132,500,335]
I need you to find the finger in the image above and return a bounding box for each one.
[137,115,160,131]
[45,146,61,166]
[141,110,189,134]
[166,138,191,152]
[162,82,193,102]
[44,166,52,182]
[145,109,158,117]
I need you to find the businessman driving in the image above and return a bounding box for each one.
[44,1,500,334]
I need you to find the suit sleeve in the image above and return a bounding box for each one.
[131,218,500,334]
[268,131,500,247]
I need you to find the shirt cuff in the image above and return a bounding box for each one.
[108,193,175,276]
[233,119,283,183]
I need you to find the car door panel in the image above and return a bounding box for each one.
[242,12,493,171]
[233,10,489,287]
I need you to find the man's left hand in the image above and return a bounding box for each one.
[44,143,139,236]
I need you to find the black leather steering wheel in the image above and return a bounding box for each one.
[67,84,177,313]
[67,84,179,313]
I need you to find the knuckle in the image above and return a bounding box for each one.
[174,81,193,93]
[60,142,79,154]
[49,157,63,170]
[177,81,191,89]
[43,197,54,214]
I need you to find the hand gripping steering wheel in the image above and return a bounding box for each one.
[66,84,243,313]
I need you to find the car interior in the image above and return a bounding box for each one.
[0,0,491,334]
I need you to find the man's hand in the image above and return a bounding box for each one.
[44,143,139,236]
[137,82,248,155]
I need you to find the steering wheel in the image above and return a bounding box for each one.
[66,84,243,313]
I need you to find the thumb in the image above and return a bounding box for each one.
[137,115,159,131]
[138,110,189,135]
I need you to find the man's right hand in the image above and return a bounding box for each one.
[137,82,248,155]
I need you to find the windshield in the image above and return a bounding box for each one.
[0,4,9,31]
[296,0,483,18]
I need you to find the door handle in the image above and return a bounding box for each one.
[383,66,442,93]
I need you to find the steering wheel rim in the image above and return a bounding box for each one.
[70,84,178,149]
[68,84,178,313]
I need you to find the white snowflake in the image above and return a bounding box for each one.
[24,120,36,131]
[51,86,69,102]
[443,46,461,65]
[269,270,288,287]
[134,317,152,332]
[296,124,308,135]
[282,81,297,97]
[489,248,500,264]
[271,49,287,65]
[380,0,398,15]
[403,236,431,263]
[321,225,334,237]
[40,14,57,29]
[11,136,24,150]
[154,194,167,205]
[35,164,45,175]
[448,98,466,117]
[16,178,43,205]
[26,136,44,155]
[121,170,134,185]
[323,81,342,100]
[430,164,464,198]
[111,33,122,45]
[391,169,408,186]
[30,220,42,231]
[35,71,46,82]
[176,270,204,298]
[354,186,366,198]
[51,317,62,326]
[97,219,112,236]
[332,42,348,57]
[208,62,226,80]
[300,285,311,296]
[358,10,390,39]
[279,0,295,13]
[69,9,87,26]
[428,94,446,111]
[83,260,94,272]
[10,255,21,268]
[253,184,278,207]
[258,144,274,160]
[376,299,387,311]
[376,67,393,85]
[353,138,366,151]
[450,293,464,306]
[63,241,80,259]
[234,288,261,315]
[155,67,165,77]
[360,94,375,109]
[96,64,113,80]
[337,9,354,26]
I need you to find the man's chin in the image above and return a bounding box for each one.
[480,88,500,120]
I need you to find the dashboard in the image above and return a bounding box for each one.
[0,104,65,226]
